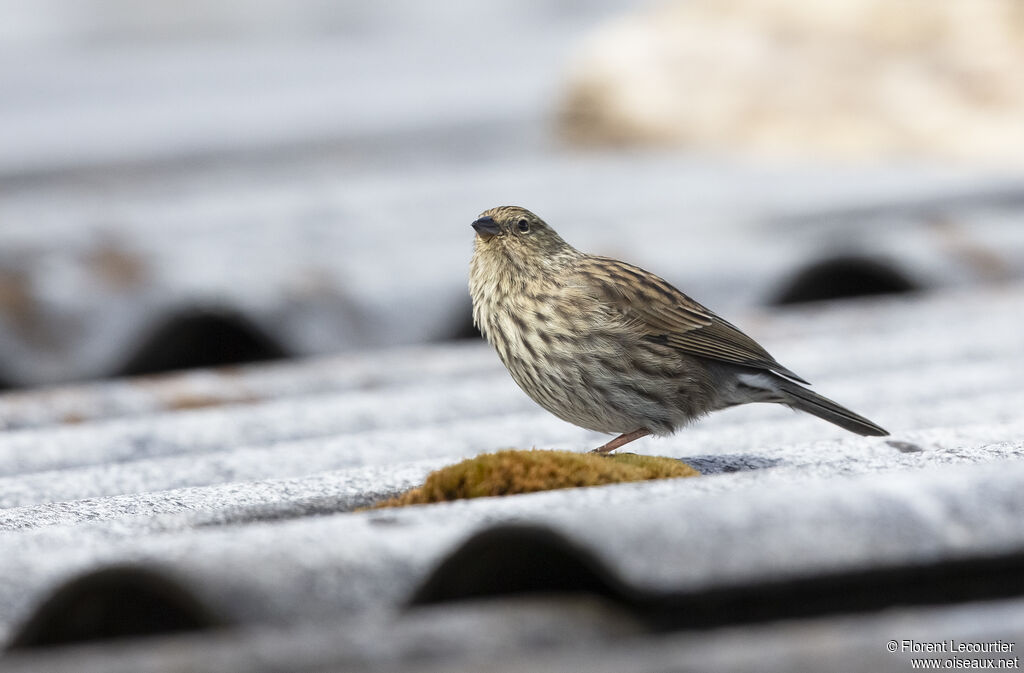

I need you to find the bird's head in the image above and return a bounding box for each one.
[471,206,577,271]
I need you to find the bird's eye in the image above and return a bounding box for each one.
[517,219,530,233]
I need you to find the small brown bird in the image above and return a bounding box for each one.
[468,206,888,454]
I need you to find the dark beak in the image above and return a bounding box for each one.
[471,216,501,238]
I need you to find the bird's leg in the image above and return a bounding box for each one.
[590,428,651,454]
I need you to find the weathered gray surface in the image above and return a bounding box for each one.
[2,597,1023,673]
[0,282,1022,670]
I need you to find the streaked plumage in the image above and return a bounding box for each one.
[468,206,888,453]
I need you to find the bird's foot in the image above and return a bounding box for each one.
[590,428,652,454]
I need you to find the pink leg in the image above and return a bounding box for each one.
[590,428,652,454]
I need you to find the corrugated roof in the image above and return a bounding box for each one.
[1,282,1023,671]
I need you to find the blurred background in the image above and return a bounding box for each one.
[2,0,1023,389]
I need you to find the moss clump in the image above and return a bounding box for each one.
[376,450,699,508]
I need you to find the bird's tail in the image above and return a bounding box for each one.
[772,378,889,437]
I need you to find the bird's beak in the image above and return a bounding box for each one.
[471,216,501,238]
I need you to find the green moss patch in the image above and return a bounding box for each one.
[375,450,699,508]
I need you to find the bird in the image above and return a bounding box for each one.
[468,206,888,454]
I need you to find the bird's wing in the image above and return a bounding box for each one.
[577,256,809,384]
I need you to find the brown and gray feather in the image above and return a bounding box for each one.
[468,206,888,441]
